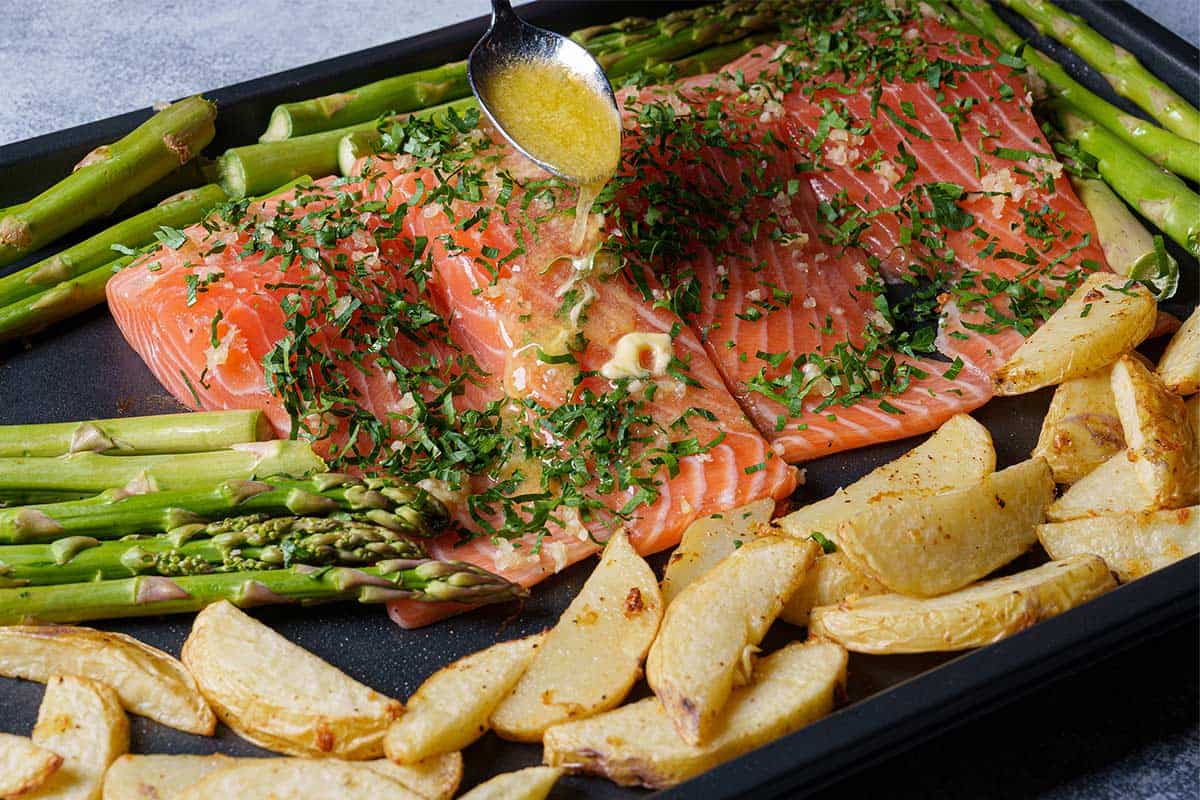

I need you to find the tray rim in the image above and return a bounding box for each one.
[0,2,1197,798]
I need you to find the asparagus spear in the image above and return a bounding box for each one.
[0,440,326,505]
[0,97,217,268]
[1069,175,1178,299]
[1054,103,1200,258]
[0,184,228,311]
[0,515,429,585]
[998,0,1200,142]
[0,559,526,625]
[949,0,1200,182]
[0,473,447,544]
[0,260,118,344]
[260,0,793,142]
[0,410,269,458]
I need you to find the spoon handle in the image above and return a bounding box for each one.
[490,0,516,26]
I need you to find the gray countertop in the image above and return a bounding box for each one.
[1,2,1197,798]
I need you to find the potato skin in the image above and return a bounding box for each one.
[1033,368,1125,484]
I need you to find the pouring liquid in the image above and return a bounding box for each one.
[483,60,621,251]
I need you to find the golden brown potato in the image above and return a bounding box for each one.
[779,551,888,627]
[1038,507,1200,582]
[457,767,562,800]
[994,274,1156,395]
[0,733,62,798]
[1032,367,1125,484]
[489,531,662,742]
[836,459,1054,597]
[363,753,463,800]
[544,640,847,789]
[384,634,542,764]
[1157,307,1200,395]
[661,499,774,605]
[181,600,401,759]
[176,759,423,800]
[0,625,214,735]
[777,413,995,540]
[101,754,237,800]
[28,674,129,800]
[1046,450,1159,521]
[1111,355,1199,508]
[646,535,819,746]
[809,555,1116,653]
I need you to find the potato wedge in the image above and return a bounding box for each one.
[102,754,237,800]
[489,530,662,742]
[544,639,847,789]
[836,459,1054,597]
[780,551,888,627]
[0,625,214,735]
[27,674,128,800]
[1111,355,1199,508]
[661,499,774,605]
[777,413,995,540]
[646,535,818,746]
[1038,507,1200,582]
[363,753,463,800]
[1032,368,1125,483]
[994,273,1156,395]
[176,759,423,800]
[181,600,401,759]
[384,634,543,764]
[0,733,62,798]
[1188,395,1199,437]
[1046,450,1158,521]
[457,767,562,800]
[1157,306,1199,395]
[809,555,1116,653]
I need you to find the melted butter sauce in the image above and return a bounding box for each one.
[484,60,620,251]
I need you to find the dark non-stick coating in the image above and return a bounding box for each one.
[0,3,1195,798]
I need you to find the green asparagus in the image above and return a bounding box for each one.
[0,184,228,311]
[1069,175,1178,298]
[260,0,795,142]
[1055,103,1200,257]
[0,440,326,505]
[0,559,526,625]
[949,0,1200,182]
[0,410,269,458]
[0,473,447,544]
[0,260,118,344]
[0,514,429,585]
[0,97,217,268]
[999,0,1200,142]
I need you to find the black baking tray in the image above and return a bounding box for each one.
[0,3,1196,798]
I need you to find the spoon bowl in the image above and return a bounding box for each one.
[468,0,620,183]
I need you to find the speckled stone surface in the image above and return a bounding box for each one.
[1,2,1197,798]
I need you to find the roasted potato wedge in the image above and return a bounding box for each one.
[363,753,463,800]
[1046,450,1158,520]
[1111,355,1199,508]
[490,531,662,742]
[544,639,847,789]
[661,499,774,605]
[0,733,62,798]
[994,273,1156,395]
[0,625,214,735]
[457,767,562,800]
[1157,306,1199,395]
[777,413,995,540]
[809,555,1116,653]
[646,535,819,746]
[384,634,543,764]
[1038,507,1200,582]
[1032,367,1125,483]
[780,551,888,627]
[102,754,237,800]
[181,600,401,759]
[836,459,1054,597]
[29,674,128,800]
[176,759,423,800]
[1188,395,1199,437]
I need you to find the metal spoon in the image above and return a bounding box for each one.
[467,0,619,181]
